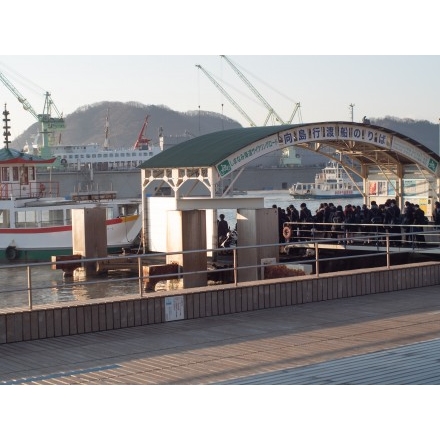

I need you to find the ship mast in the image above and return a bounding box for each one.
[2,104,11,150]
[103,108,110,150]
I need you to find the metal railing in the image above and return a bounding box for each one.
[1,223,439,311]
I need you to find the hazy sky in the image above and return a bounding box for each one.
[1,2,439,140]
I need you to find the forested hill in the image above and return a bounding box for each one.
[10,101,243,149]
[9,101,440,155]
[371,117,439,153]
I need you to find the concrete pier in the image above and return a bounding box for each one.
[1,261,439,345]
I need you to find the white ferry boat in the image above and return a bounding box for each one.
[23,115,165,171]
[289,160,363,199]
[50,142,162,171]
[0,147,142,263]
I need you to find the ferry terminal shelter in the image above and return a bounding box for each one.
[138,122,440,283]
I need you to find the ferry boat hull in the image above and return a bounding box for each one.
[288,189,362,199]
[0,207,142,263]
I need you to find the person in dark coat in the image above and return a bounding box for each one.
[298,202,313,239]
[217,214,229,247]
[413,204,426,246]
[433,201,440,227]
[402,201,415,245]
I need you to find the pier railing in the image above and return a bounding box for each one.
[1,223,440,311]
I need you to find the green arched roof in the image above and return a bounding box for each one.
[139,122,440,173]
[140,125,297,169]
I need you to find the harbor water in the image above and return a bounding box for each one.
[0,190,363,310]
[0,263,141,309]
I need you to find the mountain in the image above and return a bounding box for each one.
[10,101,243,150]
[370,116,439,153]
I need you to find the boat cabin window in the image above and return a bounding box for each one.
[118,204,139,217]
[20,167,29,185]
[1,167,10,181]
[15,209,71,228]
[15,210,38,227]
[0,209,10,227]
[41,209,67,226]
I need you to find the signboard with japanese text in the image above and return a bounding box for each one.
[215,123,438,178]
[391,138,438,173]
[216,135,279,177]
[165,296,185,322]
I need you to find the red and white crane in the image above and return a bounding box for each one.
[133,115,152,150]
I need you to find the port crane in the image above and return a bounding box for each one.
[220,55,289,126]
[0,70,65,158]
[288,102,302,123]
[196,64,256,127]
[220,56,303,166]
[133,115,152,149]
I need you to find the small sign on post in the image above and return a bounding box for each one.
[165,296,185,322]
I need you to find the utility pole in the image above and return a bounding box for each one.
[349,103,355,122]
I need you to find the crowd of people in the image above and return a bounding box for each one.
[276,199,440,247]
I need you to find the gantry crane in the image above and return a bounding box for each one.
[0,70,65,158]
[195,64,256,127]
[220,55,287,126]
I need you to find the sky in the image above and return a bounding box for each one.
[2,55,440,141]
[1,2,440,144]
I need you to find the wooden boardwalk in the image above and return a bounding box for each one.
[1,284,440,385]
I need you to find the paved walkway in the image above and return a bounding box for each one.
[1,285,440,385]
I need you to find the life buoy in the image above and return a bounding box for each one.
[5,246,18,261]
[282,226,292,239]
[60,158,67,165]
